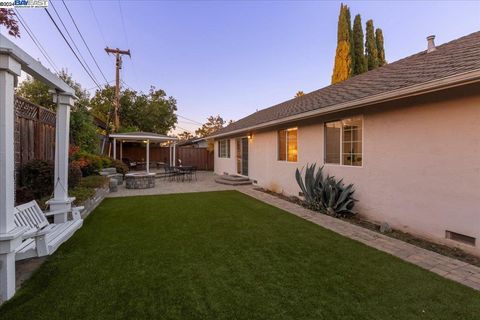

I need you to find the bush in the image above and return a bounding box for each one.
[20,160,54,199]
[69,187,96,206]
[79,175,109,189]
[295,164,357,218]
[70,151,112,177]
[69,163,83,188]
[110,159,129,175]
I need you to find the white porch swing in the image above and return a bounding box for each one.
[0,34,83,303]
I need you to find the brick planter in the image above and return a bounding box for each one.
[125,173,156,189]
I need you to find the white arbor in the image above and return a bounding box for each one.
[0,34,76,302]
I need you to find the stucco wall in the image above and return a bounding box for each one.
[215,87,480,251]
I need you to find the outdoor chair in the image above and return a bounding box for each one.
[122,158,137,170]
[13,200,83,261]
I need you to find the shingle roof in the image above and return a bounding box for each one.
[213,31,480,137]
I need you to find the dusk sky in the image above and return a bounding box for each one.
[2,0,479,133]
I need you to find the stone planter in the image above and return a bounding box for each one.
[125,173,156,189]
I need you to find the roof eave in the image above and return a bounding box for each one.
[209,69,480,139]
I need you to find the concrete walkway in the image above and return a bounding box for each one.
[107,171,480,290]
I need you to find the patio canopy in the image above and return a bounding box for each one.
[109,132,178,173]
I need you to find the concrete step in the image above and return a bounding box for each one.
[215,176,252,186]
[218,174,251,182]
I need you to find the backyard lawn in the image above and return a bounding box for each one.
[1,190,479,319]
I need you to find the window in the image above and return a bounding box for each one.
[218,139,230,158]
[278,128,298,162]
[324,117,362,166]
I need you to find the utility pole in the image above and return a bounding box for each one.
[105,47,131,132]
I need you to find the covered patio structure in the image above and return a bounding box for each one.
[109,132,178,173]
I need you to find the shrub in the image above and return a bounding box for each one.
[79,175,109,189]
[110,159,128,175]
[69,163,83,188]
[295,164,357,218]
[69,186,96,206]
[20,160,54,199]
[71,151,112,177]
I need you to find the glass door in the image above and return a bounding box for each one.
[236,137,249,176]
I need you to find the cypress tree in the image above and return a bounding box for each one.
[331,4,352,84]
[345,7,355,76]
[375,28,386,67]
[352,14,367,75]
[365,19,378,71]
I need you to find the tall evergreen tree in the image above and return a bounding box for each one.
[331,4,352,84]
[375,28,386,67]
[365,19,378,71]
[345,6,355,76]
[352,14,367,75]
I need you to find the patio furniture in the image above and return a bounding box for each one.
[122,158,137,170]
[13,200,83,261]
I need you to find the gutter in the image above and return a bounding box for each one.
[209,69,480,139]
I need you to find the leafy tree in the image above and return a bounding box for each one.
[90,85,177,135]
[295,91,305,98]
[352,14,367,75]
[16,76,55,109]
[365,19,379,71]
[177,131,195,141]
[345,6,355,76]
[375,28,386,67]
[331,4,352,84]
[195,115,229,137]
[0,9,19,37]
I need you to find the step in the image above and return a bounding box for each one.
[217,175,250,182]
[215,177,252,186]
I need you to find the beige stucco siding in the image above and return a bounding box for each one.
[215,89,480,250]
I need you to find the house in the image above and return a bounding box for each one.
[210,32,480,253]
[177,137,209,148]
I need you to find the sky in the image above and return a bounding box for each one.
[2,0,479,134]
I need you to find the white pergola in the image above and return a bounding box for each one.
[0,34,76,302]
[109,132,179,173]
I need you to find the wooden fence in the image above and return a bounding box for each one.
[14,96,56,169]
[121,145,214,171]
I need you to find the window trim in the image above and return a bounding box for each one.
[218,139,230,158]
[324,116,364,168]
[277,127,298,163]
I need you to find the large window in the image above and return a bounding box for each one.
[218,139,230,158]
[325,117,362,166]
[278,128,298,162]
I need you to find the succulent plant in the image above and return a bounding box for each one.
[295,164,357,218]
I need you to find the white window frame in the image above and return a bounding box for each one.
[324,116,363,167]
[277,127,298,163]
[218,139,230,158]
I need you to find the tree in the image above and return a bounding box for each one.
[375,28,386,67]
[195,115,229,137]
[331,4,352,84]
[0,9,20,37]
[90,85,178,135]
[345,6,355,76]
[365,19,378,71]
[177,131,195,141]
[352,14,367,75]
[16,76,55,109]
[295,91,305,98]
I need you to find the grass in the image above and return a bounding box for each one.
[1,191,479,319]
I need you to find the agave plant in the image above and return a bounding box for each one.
[295,164,357,218]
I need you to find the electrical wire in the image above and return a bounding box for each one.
[44,8,102,89]
[62,0,109,83]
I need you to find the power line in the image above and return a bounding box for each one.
[177,114,203,125]
[44,8,102,89]
[14,9,59,74]
[62,0,109,83]
[88,0,108,47]
[49,1,100,86]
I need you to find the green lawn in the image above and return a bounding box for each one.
[1,191,479,319]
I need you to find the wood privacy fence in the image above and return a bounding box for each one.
[121,145,214,171]
[14,96,56,169]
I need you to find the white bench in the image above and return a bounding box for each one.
[13,201,83,261]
